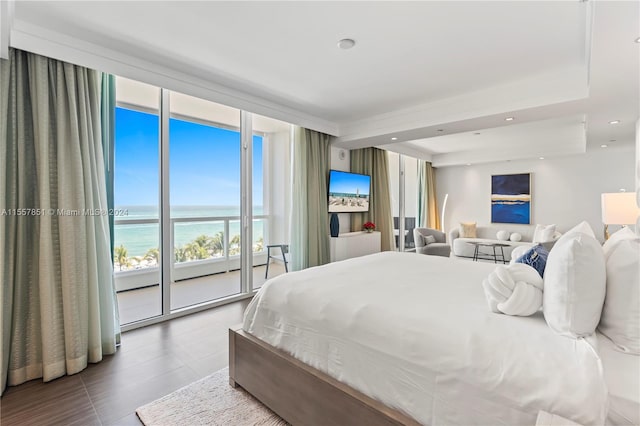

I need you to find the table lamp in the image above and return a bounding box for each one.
[601,192,640,240]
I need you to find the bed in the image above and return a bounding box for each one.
[230,251,637,425]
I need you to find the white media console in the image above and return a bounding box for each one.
[329,231,381,262]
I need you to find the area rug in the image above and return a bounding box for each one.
[136,367,288,426]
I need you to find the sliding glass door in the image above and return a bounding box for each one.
[113,77,292,328]
[113,78,162,324]
[168,92,243,310]
[388,152,419,252]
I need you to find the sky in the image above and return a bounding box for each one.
[329,170,370,196]
[114,107,263,207]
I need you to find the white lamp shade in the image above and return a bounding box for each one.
[601,193,640,225]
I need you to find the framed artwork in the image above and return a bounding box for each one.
[491,173,531,224]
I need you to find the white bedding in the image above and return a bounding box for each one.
[243,252,609,425]
[598,333,640,426]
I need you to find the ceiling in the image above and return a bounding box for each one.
[7,1,640,166]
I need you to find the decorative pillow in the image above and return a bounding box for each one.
[565,220,596,238]
[496,230,510,241]
[509,245,531,265]
[533,224,557,243]
[602,226,636,260]
[543,222,606,338]
[509,232,522,242]
[515,244,549,277]
[459,222,477,238]
[598,238,640,354]
[482,263,544,316]
[424,235,436,245]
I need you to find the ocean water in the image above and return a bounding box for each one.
[114,205,264,257]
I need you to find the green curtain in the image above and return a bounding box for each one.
[101,74,116,257]
[290,126,331,271]
[350,148,395,252]
[0,49,120,394]
[417,161,441,230]
[100,74,121,345]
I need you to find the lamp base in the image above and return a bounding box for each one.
[603,224,609,241]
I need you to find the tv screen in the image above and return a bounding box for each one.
[328,170,371,213]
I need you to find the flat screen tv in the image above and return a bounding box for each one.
[328,170,371,213]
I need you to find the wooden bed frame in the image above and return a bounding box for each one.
[229,326,420,425]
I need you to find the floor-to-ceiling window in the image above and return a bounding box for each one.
[168,91,243,310]
[113,77,291,327]
[113,78,162,324]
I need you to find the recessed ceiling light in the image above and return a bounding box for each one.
[466,163,471,166]
[609,139,616,142]
[601,144,608,148]
[437,129,444,132]
[337,38,356,50]
[609,120,621,125]
[505,117,514,121]
[539,157,545,160]
[391,137,397,141]
[473,132,481,135]
[635,37,640,43]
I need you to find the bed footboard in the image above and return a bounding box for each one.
[229,326,419,426]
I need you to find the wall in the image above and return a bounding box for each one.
[330,146,351,233]
[436,144,636,242]
[266,131,291,245]
[636,119,639,231]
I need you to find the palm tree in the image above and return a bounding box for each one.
[114,244,130,271]
[174,246,188,263]
[210,231,225,256]
[193,234,213,251]
[229,234,241,256]
[144,247,160,265]
[254,237,264,253]
[185,241,209,260]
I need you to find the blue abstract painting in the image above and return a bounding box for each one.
[491,173,531,224]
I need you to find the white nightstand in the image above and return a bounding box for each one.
[329,231,381,262]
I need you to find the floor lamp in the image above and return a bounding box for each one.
[601,192,639,240]
[441,193,449,233]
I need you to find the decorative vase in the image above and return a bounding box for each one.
[366,229,373,233]
[330,213,340,237]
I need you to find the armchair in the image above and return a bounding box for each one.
[414,228,451,257]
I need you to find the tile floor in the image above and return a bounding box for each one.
[0,299,252,426]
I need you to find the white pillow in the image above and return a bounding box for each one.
[602,226,636,259]
[509,244,532,265]
[496,230,510,241]
[598,238,640,354]
[543,222,606,338]
[510,232,522,242]
[565,220,596,238]
[533,224,556,243]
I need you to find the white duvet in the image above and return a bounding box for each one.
[243,252,609,425]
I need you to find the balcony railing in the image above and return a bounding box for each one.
[113,214,269,292]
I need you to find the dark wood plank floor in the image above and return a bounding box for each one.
[1,299,251,426]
